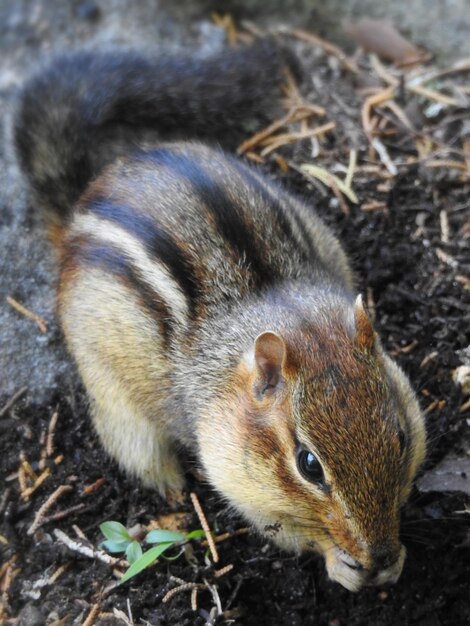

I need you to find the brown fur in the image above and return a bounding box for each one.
[16,46,426,592]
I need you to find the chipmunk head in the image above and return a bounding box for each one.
[198,295,426,592]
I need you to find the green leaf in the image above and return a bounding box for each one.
[160,548,184,561]
[102,539,130,554]
[145,529,186,544]
[119,542,173,585]
[184,529,205,540]
[126,540,143,564]
[100,521,131,542]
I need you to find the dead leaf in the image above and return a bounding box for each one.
[344,18,423,64]
[147,512,192,532]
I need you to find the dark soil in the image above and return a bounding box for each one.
[1,16,470,626]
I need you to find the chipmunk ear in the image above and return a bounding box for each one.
[354,294,375,351]
[254,331,286,391]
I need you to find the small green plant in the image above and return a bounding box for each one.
[100,521,205,584]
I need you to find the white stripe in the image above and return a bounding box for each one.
[71,213,189,325]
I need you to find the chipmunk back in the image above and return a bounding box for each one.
[15,42,426,592]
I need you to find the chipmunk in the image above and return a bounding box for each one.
[14,41,426,592]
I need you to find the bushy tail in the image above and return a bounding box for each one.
[14,41,297,222]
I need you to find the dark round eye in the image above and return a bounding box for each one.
[297,448,325,485]
[398,429,406,455]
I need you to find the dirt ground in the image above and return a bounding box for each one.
[1,5,470,626]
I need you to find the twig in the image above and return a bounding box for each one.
[419,352,438,368]
[126,598,133,626]
[370,52,461,107]
[6,296,48,333]
[459,397,470,413]
[1,557,17,597]
[260,122,336,156]
[361,87,395,139]
[455,275,470,291]
[18,464,28,498]
[72,524,88,540]
[191,586,198,611]
[0,386,28,417]
[366,288,376,322]
[46,411,59,457]
[54,529,119,565]
[407,83,459,107]
[384,100,415,132]
[272,153,289,173]
[344,149,357,190]
[245,151,265,164]
[0,559,14,583]
[81,477,107,496]
[27,485,73,535]
[0,489,11,516]
[214,564,234,578]
[436,248,458,268]
[391,340,419,356]
[425,159,468,173]
[286,27,359,74]
[329,176,350,216]
[369,53,399,87]
[112,608,133,626]
[42,502,86,523]
[464,139,470,174]
[440,210,450,243]
[48,563,70,584]
[361,200,387,212]
[21,457,38,482]
[206,528,250,545]
[211,13,239,46]
[82,603,100,626]
[299,163,359,203]
[371,138,398,176]
[204,578,223,616]
[424,399,440,414]
[412,60,470,84]
[162,581,202,603]
[237,108,314,154]
[190,492,219,563]
[21,468,51,500]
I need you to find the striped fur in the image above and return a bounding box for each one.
[15,45,426,592]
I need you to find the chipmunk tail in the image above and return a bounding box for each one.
[14,40,300,226]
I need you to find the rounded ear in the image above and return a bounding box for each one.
[254,331,286,392]
[354,294,375,350]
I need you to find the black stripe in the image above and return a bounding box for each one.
[234,161,317,263]
[87,198,199,316]
[67,236,174,344]
[287,204,318,261]
[233,161,297,244]
[140,149,273,290]
[231,157,319,263]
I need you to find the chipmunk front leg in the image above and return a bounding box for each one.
[59,271,185,498]
[89,392,185,497]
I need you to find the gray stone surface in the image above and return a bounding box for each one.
[164,0,470,61]
[0,0,468,405]
[418,454,470,495]
[0,0,226,405]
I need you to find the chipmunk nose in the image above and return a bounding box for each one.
[371,545,401,572]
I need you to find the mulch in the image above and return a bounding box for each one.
[1,22,469,626]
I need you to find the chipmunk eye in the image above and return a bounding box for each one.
[297,448,325,485]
